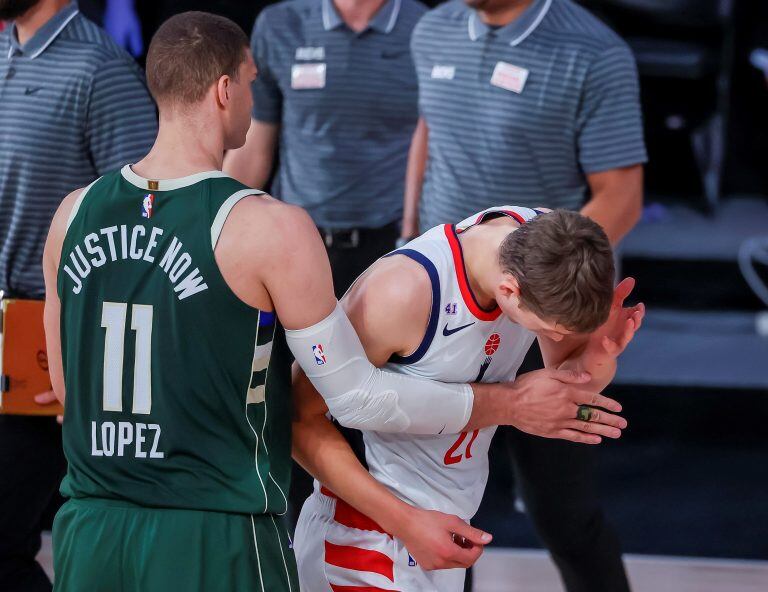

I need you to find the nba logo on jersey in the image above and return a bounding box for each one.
[312,344,326,365]
[408,553,417,567]
[141,194,154,218]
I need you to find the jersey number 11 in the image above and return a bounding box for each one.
[100,301,153,414]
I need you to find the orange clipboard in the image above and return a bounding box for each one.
[0,295,62,415]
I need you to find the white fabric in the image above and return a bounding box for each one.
[363,206,538,520]
[295,491,465,592]
[285,303,474,434]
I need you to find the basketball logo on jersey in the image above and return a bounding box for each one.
[141,194,155,219]
[312,344,327,365]
[475,333,501,382]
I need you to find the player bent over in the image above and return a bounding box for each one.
[44,13,632,591]
[292,207,644,591]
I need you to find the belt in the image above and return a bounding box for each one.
[318,222,398,249]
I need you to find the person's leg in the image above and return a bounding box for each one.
[504,343,630,592]
[0,416,66,592]
[53,499,298,592]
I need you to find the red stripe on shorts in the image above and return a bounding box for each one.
[321,487,391,536]
[325,541,395,582]
[330,586,399,592]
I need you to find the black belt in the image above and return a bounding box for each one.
[319,222,398,249]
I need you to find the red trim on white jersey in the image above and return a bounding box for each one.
[444,225,502,321]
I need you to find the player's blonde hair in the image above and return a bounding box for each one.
[499,210,615,333]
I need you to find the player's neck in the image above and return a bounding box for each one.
[459,221,517,309]
[133,115,225,180]
[478,0,534,28]
[14,0,70,45]
[334,0,387,32]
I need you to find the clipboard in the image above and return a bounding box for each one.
[0,294,62,415]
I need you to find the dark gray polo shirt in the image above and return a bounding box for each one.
[412,0,648,229]
[0,3,157,298]
[251,0,427,229]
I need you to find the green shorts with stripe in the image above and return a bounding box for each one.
[52,498,299,592]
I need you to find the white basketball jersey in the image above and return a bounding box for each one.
[363,206,540,520]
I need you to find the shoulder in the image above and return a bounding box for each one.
[540,0,630,59]
[414,0,467,37]
[347,254,433,322]
[258,0,315,28]
[399,0,430,24]
[227,194,318,252]
[58,13,143,73]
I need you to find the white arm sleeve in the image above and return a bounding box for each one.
[285,303,473,435]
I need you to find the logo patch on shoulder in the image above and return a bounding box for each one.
[312,344,327,365]
[141,194,154,218]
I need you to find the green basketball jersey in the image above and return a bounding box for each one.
[58,165,292,516]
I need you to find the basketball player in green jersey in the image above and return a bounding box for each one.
[42,11,629,591]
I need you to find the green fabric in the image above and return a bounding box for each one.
[57,170,292,516]
[53,498,299,592]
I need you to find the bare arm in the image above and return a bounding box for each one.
[401,117,428,239]
[43,188,85,405]
[222,119,279,189]
[581,164,643,245]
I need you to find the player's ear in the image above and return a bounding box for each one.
[215,75,231,109]
[498,273,520,299]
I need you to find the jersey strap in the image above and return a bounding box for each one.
[384,249,441,365]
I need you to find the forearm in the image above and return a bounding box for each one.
[402,118,428,237]
[292,414,412,534]
[582,165,644,245]
[581,198,638,245]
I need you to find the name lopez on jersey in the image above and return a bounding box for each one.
[62,225,208,300]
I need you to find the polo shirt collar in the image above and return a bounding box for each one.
[322,0,402,34]
[7,1,78,60]
[468,0,552,46]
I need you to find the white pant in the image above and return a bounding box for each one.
[294,490,466,592]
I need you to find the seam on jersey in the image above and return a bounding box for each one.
[251,514,267,592]
[384,249,441,365]
[210,189,265,249]
[245,311,269,511]
[260,322,289,515]
[64,178,100,232]
[270,514,294,592]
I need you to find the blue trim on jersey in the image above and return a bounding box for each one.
[383,249,441,365]
[258,311,276,326]
[533,208,546,216]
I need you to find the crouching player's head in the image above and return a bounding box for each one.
[145,11,256,149]
[496,210,615,340]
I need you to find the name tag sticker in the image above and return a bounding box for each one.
[490,61,529,94]
[291,63,326,90]
[295,46,325,61]
[431,65,455,80]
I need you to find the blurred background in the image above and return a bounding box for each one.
[6,0,768,590]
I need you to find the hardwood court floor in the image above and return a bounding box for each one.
[37,534,767,591]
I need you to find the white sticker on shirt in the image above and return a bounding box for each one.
[431,65,456,80]
[295,46,325,61]
[490,61,529,94]
[291,63,326,90]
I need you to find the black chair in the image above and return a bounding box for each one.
[580,0,736,210]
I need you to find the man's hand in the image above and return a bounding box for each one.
[579,277,644,371]
[501,369,627,444]
[34,390,63,424]
[391,507,491,571]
